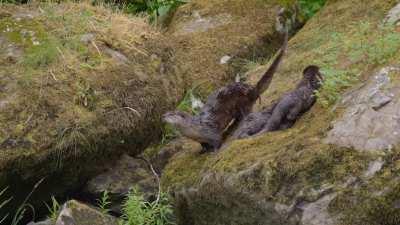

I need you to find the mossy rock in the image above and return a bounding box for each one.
[55,200,118,225]
[0,1,177,218]
[162,0,400,224]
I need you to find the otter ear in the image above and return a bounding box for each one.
[303,65,320,75]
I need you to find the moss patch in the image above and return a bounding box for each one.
[330,153,400,225]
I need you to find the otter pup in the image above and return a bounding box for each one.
[257,65,323,134]
[231,103,278,139]
[163,31,288,152]
[231,101,296,139]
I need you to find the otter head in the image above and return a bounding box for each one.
[163,111,192,128]
[163,111,205,142]
[303,65,323,89]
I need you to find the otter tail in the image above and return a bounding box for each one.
[254,28,288,98]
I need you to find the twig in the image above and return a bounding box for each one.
[56,47,66,60]
[24,113,34,125]
[135,156,161,205]
[122,107,141,117]
[49,70,58,81]
[106,107,141,117]
[91,40,103,58]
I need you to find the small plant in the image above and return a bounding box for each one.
[315,68,357,107]
[54,125,92,168]
[312,21,400,107]
[44,196,60,222]
[97,190,112,215]
[277,0,327,21]
[119,187,175,225]
[74,80,96,110]
[22,38,59,69]
[160,124,178,145]
[9,178,44,225]
[0,188,12,224]
[176,88,203,116]
[298,0,327,20]
[94,0,188,24]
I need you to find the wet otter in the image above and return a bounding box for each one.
[257,65,323,134]
[163,31,288,152]
[232,65,322,139]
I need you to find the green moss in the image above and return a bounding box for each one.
[162,141,213,188]
[0,17,47,47]
[22,37,59,68]
[330,161,400,225]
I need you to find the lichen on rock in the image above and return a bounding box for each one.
[325,67,400,152]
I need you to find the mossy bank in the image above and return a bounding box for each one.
[161,0,400,224]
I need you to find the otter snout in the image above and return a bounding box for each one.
[162,112,176,124]
[162,111,188,125]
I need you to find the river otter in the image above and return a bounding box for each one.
[163,31,288,152]
[257,65,323,134]
[232,65,322,139]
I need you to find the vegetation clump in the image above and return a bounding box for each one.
[92,0,188,24]
[119,188,175,225]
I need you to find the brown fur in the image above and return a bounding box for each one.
[163,31,288,152]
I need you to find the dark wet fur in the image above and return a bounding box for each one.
[163,31,289,152]
[257,65,322,134]
[232,101,293,139]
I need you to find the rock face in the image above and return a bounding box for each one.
[174,164,289,225]
[325,67,400,152]
[385,2,400,25]
[55,200,118,225]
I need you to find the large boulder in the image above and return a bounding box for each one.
[325,67,400,152]
[162,1,400,225]
[84,154,157,214]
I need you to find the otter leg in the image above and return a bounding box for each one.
[200,143,214,154]
[200,140,221,154]
[286,103,303,121]
[262,107,286,132]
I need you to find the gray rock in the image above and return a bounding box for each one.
[26,219,53,225]
[363,159,384,179]
[299,194,337,225]
[384,3,400,25]
[84,154,157,213]
[150,139,186,173]
[325,67,400,152]
[103,47,129,65]
[173,11,232,35]
[55,200,118,225]
[0,36,23,63]
[219,55,231,64]
[80,33,96,45]
[174,164,292,225]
